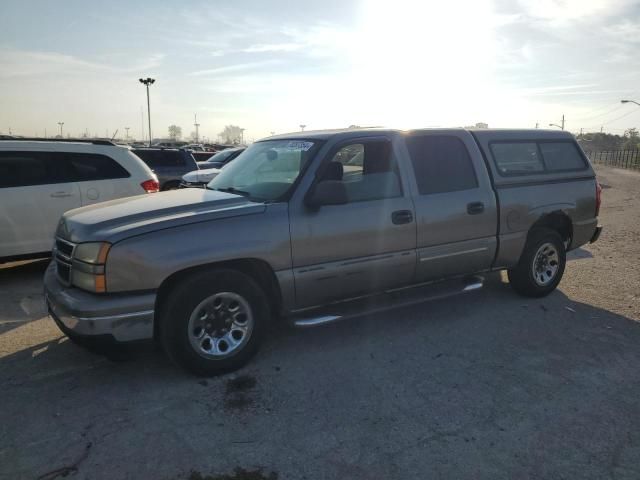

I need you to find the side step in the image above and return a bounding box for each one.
[291,275,483,328]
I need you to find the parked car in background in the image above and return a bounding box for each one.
[196,147,245,169]
[0,138,158,262]
[45,128,602,375]
[180,148,245,188]
[132,148,199,190]
[180,166,224,188]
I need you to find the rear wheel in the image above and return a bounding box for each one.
[508,228,566,297]
[159,269,269,376]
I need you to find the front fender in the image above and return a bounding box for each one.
[105,203,291,293]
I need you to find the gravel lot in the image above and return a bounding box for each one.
[1,165,639,480]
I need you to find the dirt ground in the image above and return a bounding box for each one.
[0,165,638,480]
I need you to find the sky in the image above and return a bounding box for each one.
[1,0,639,141]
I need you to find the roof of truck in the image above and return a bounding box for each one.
[264,127,575,142]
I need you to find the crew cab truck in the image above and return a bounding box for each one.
[44,128,602,375]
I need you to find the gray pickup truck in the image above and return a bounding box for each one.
[45,128,602,375]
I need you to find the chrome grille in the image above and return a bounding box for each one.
[54,237,75,285]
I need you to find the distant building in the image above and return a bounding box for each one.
[465,122,489,129]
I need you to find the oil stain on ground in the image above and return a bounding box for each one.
[224,374,257,411]
[188,467,277,480]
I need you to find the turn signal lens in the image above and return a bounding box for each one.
[74,242,111,264]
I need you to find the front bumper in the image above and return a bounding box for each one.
[44,263,156,342]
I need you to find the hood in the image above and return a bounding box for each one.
[57,189,265,243]
[183,167,223,183]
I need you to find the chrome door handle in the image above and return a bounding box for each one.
[50,192,73,198]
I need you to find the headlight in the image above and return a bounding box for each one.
[74,242,111,264]
[71,242,111,293]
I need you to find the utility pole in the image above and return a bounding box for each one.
[125,127,130,141]
[561,114,565,130]
[535,121,539,129]
[194,114,200,143]
[600,126,603,133]
[139,77,155,146]
[57,122,64,137]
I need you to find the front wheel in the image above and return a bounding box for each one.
[508,228,566,297]
[159,269,269,376]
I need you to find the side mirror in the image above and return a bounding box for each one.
[305,180,348,208]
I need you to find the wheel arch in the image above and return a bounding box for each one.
[528,211,573,246]
[153,258,282,340]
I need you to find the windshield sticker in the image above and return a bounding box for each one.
[285,141,314,151]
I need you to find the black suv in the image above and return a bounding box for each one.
[132,148,198,190]
[196,147,245,169]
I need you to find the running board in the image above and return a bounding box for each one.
[291,275,483,328]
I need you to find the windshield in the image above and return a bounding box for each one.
[207,139,321,201]
[204,149,238,163]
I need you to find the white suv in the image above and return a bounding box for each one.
[0,139,159,261]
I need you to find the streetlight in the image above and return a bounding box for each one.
[621,99,640,106]
[125,127,130,141]
[548,114,565,130]
[139,77,155,146]
[57,122,64,137]
[193,114,200,144]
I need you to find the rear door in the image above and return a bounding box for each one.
[404,131,498,281]
[289,136,417,308]
[62,152,135,205]
[0,151,80,257]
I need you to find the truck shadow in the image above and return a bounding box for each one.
[2,272,640,478]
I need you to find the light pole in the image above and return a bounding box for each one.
[57,122,64,137]
[300,124,306,132]
[139,77,155,146]
[621,99,640,106]
[125,127,130,141]
[240,128,246,145]
[549,114,565,130]
[194,114,200,143]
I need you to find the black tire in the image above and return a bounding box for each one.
[508,228,566,298]
[159,269,269,376]
[161,181,180,191]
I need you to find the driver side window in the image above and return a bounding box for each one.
[324,140,402,202]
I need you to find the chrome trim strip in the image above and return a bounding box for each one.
[419,247,488,262]
[77,309,154,322]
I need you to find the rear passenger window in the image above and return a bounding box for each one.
[0,152,53,188]
[134,150,185,167]
[490,143,544,175]
[65,153,130,181]
[405,135,478,194]
[539,142,586,171]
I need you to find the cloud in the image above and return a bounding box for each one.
[0,48,164,78]
[188,60,282,77]
[242,43,304,53]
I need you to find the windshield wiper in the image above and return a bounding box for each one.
[212,186,252,197]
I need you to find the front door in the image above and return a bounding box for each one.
[289,137,417,309]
